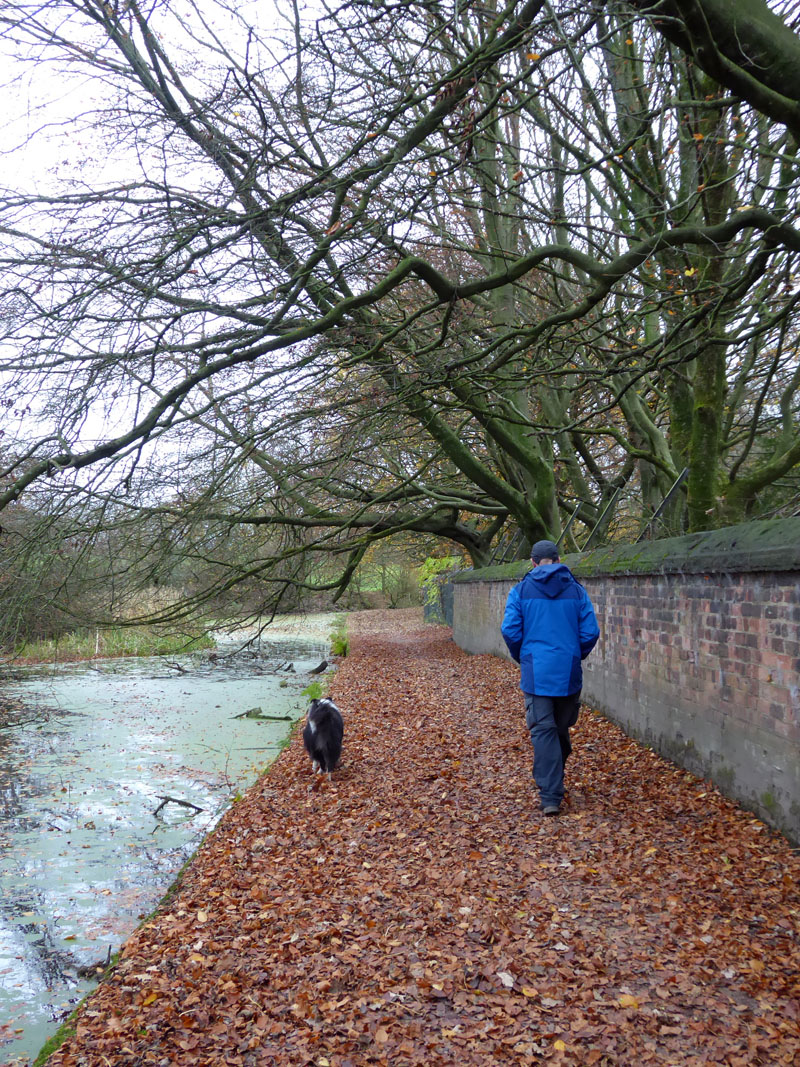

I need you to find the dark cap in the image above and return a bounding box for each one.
[531,539,559,563]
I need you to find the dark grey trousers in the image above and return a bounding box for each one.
[524,691,581,807]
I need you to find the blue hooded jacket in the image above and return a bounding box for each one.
[501,563,600,696]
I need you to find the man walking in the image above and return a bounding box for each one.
[501,539,600,815]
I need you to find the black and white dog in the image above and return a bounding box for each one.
[302,697,344,779]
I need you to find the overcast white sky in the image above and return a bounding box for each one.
[0,0,290,194]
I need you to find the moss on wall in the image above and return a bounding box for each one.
[452,516,800,584]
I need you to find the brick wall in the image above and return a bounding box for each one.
[450,517,800,844]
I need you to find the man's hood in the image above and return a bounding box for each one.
[529,562,574,598]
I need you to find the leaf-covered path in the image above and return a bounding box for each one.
[47,610,799,1066]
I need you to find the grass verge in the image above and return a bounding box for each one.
[8,626,215,665]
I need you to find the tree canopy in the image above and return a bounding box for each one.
[0,0,799,625]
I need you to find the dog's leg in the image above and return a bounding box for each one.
[312,760,320,773]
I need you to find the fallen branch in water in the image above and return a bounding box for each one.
[76,945,113,979]
[153,795,204,817]
[231,707,293,721]
[164,661,188,674]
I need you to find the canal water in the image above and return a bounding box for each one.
[0,618,332,1065]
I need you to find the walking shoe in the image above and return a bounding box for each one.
[542,805,561,816]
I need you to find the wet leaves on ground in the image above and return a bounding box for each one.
[42,610,800,1066]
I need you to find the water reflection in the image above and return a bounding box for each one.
[0,631,328,1065]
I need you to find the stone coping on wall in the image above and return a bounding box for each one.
[450,515,800,583]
